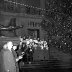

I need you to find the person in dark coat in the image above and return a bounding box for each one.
[0,41,23,72]
[0,42,8,72]
[0,42,17,72]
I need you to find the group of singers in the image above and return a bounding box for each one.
[0,40,25,72]
[0,36,48,72]
[0,36,36,72]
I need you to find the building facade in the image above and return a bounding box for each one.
[0,0,47,40]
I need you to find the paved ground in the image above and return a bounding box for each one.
[20,60,72,72]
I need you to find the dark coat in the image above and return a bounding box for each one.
[0,50,4,72]
[11,48,19,72]
[0,49,16,72]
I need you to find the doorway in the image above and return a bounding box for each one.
[27,29,40,38]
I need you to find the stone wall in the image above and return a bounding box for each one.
[0,11,45,39]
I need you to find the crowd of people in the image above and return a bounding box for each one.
[0,36,48,72]
[20,36,48,50]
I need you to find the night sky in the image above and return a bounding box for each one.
[59,0,72,15]
[42,0,72,54]
[45,0,72,16]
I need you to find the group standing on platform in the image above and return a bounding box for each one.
[0,36,48,72]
